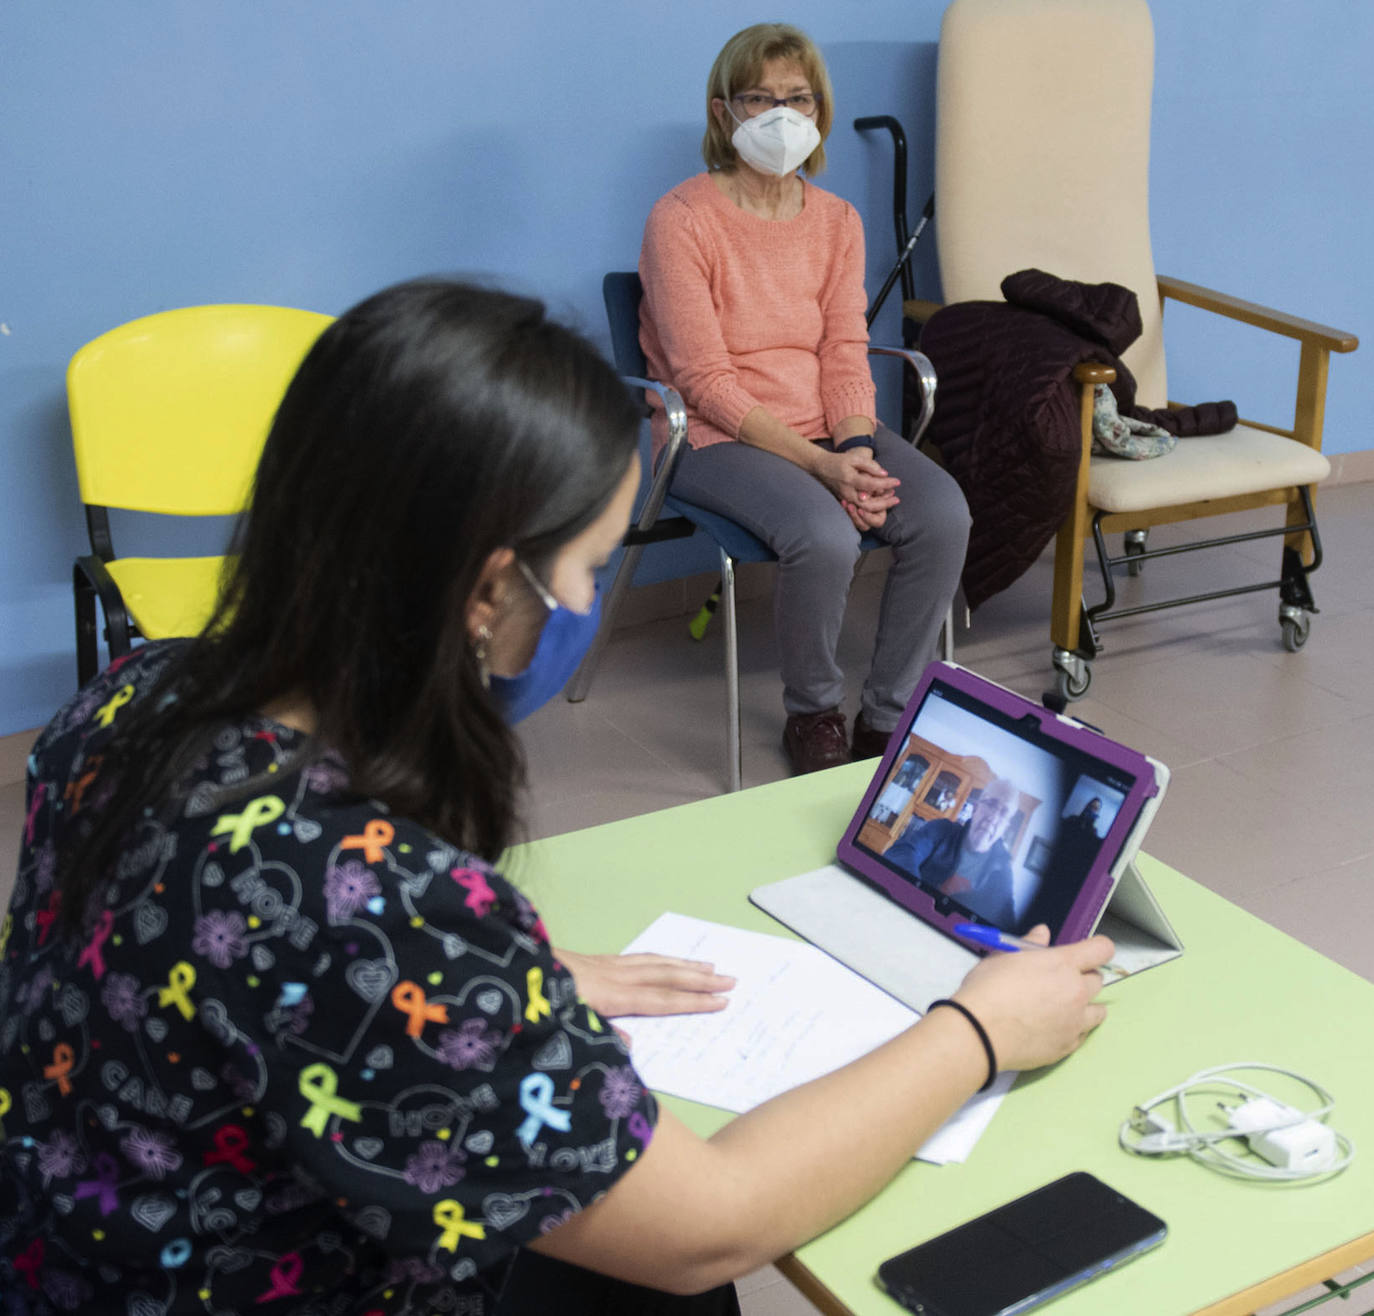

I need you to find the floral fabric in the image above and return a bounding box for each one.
[1091,383,1176,460]
[0,642,656,1314]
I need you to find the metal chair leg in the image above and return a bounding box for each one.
[940,603,955,662]
[720,549,742,794]
[566,541,645,703]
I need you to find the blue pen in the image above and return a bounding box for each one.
[953,922,1127,977]
[953,922,1044,953]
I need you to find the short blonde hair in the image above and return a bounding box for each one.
[701,23,834,176]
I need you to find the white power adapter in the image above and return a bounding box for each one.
[1119,1062,1355,1182]
[1227,1096,1338,1172]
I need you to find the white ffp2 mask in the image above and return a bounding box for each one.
[729,105,821,177]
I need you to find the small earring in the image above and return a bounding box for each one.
[474,624,493,689]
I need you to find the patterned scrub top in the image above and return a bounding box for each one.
[0,642,657,1314]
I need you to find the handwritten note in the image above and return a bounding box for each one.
[615,912,1013,1164]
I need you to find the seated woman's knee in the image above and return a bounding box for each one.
[784,515,864,575]
[939,466,973,540]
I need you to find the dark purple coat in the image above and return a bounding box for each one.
[920,269,1235,609]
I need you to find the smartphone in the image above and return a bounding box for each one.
[875,1171,1166,1316]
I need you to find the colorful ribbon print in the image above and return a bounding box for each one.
[94,683,135,728]
[73,1152,120,1215]
[211,795,285,853]
[23,782,45,846]
[516,1072,572,1145]
[43,1043,75,1096]
[255,1252,304,1303]
[12,1239,44,1289]
[433,1199,486,1251]
[340,818,394,864]
[160,1238,192,1268]
[77,908,114,980]
[158,961,197,1020]
[390,980,449,1037]
[298,1063,363,1138]
[203,1123,257,1173]
[524,966,551,1024]
[34,891,62,945]
[451,866,496,917]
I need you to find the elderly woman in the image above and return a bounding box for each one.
[640,22,970,776]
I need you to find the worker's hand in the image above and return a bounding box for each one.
[817,449,900,514]
[555,949,736,1019]
[950,925,1113,1073]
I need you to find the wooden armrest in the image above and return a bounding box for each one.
[1158,275,1358,352]
[901,297,944,326]
[1073,362,1117,384]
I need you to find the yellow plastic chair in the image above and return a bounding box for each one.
[68,304,333,686]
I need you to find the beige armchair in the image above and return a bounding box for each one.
[931,0,1357,699]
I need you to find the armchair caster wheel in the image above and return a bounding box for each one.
[1280,610,1311,653]
[1124,529,1147,578]
[1051,650,1092,701]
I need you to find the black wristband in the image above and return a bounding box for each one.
[833,433,875,454]
[928,998,998,1092]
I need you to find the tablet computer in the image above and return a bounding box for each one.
[836,661,1170,949]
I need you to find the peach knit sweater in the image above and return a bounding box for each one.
[638,173,877,456]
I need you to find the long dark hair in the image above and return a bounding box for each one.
[58,279,639,929]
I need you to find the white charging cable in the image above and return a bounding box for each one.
[1119,1062,1355,1182]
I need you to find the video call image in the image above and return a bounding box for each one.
[857,684,1131,938]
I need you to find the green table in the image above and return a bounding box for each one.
[514,763,1374,1316]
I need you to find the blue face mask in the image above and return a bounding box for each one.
[488,561,602,725]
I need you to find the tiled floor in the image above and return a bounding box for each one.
[3,481,1373,1315]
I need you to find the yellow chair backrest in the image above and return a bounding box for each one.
[67,303,334,516]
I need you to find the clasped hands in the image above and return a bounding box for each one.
[819,447,901,531]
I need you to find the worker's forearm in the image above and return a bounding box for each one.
[700,1005,984,1273]
[528,1006,986,1293]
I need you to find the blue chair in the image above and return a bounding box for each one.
[565,271,944,792]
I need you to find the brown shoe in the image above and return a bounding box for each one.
[851,713,893,760]
[783,708,851,775]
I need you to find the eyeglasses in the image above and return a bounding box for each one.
[731,91,819,118]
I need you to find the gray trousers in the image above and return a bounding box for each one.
[671,424,970,731]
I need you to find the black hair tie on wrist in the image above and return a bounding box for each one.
[833,433,875,454]
[928,998,998,1092]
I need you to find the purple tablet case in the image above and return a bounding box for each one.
[836,661,1169,952]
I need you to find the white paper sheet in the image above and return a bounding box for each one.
[615,912,1013,1164]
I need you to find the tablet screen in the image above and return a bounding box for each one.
[842,669,1147,942]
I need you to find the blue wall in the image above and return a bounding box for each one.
[1,2,1367,735]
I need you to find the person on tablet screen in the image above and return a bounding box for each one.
[1068,795,1103,837]
[886,777,1020,927]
